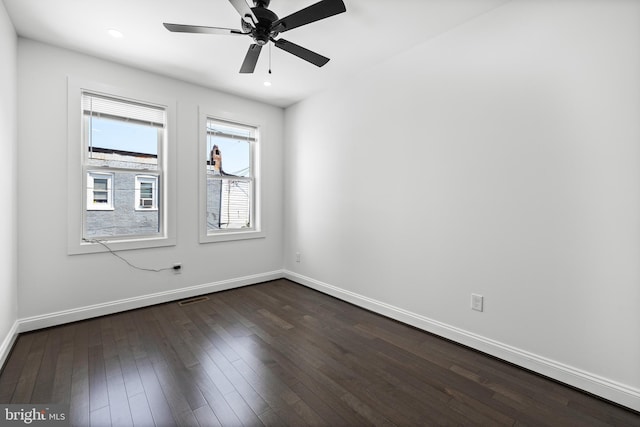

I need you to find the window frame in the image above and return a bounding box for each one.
[86,171,114,210]
[199,109,264,243]
[67,78,177,255]
[135,175,159,211]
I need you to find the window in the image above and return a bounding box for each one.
[82,91,165,240]
[87,172,114,210]
[67,79,176,254]
[135,175,158,210]
[200,115,263,242]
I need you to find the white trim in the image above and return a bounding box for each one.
[134,174,158,211]
[283,270,640,413]
[17,270,283,333]
[86,171,114,210]
[0,320,19,370]
[67,77,177,254]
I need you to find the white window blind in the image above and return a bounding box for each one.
[82,92,166,127]
[206,118,256,142]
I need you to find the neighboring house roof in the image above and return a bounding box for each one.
[88,146,157,158]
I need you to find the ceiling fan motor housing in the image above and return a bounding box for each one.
[242,5,279,45]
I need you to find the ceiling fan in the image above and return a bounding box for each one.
[163,0,346,73]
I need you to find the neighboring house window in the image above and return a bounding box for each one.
[82,91,165,240]
[200,116,263,242]
[87,172,114,210]
[135,175,158,210]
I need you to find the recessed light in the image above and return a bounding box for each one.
[263,81,272,87]
[107,29,124,38]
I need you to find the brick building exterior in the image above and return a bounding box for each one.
[85,148,160,238]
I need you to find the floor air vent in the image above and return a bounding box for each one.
[178,296,210,306]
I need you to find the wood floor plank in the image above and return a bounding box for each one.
[172,408,199,427]
[223,390,265,426]
[128,392,155,427]
[104,356,134,427]
[11,331,49,403]
[287,380,357,426]
[340,391,396,426]
[191,305,241,364]
[111,315,146,399]
[144,308,208,413]
[50,324,76,405]
[150,361,195,421]
[232,333,380,426]
[31,327,64,403]
[230,356,312,423]
[195,377,243,426]
[87,344,109,412]
[69,321,90,427]
[89,404,111,427]
[256,408,286,427]
[193,404,222,427]
[1,279,638,426]
[0,380,14,402]
[0,333,35,388]
[152,303,201,370]
[135,357,177,427]
[204,347,271,417]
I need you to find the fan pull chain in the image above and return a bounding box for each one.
[268,42,272,74]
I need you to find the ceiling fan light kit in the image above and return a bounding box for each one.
[163,0,346,74]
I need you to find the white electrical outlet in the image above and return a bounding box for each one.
[296,252,301,263]
[471,294,483,312]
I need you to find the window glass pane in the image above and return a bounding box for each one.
[87,117,159,170]
[213,139,249,176]
[90,117,158,155]
[83,92,164,240]
[140,182,153,198]
[93,179,108,191]
[93,191,108,203]
[208,179,251,230]
[205,118,255,234]
[86,174,160,237]
[206,121,251,177]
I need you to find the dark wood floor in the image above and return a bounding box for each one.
[1,279,638,426]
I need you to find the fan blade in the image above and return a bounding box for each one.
[274,39,329,67]
[240,44,263,73]
[163,23,247,35]
[228,0,258,26]
[271,0,346,33]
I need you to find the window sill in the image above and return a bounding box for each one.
[200,229,265,244]
[69,235,176,255]
[87,207,114,211]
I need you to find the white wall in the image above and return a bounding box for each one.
[17,39,284,326]
[0,0,18,365]
[284,0,640,411]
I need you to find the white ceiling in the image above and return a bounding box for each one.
[4,0,511,108]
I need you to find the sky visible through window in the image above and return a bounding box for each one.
[207,123,251,177]
[91,117,157,155]
[90,116,251,176]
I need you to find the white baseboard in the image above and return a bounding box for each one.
[17,270,284,333]
[283,270,640,413]
[0,320,19,370]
